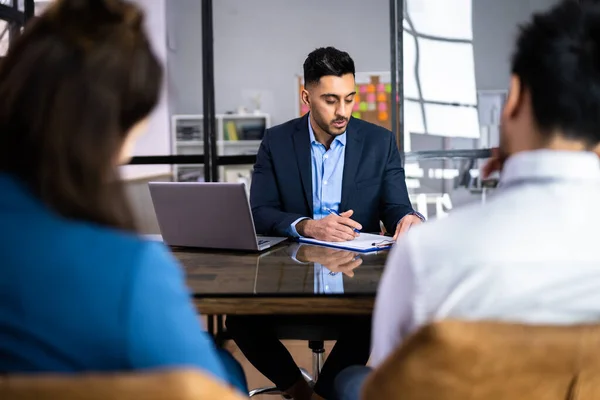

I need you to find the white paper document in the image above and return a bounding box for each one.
[298,233,394,253]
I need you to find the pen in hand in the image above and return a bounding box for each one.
[325,207,361,234]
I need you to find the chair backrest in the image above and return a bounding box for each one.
[0,369,247,400]
[363,320,600,400]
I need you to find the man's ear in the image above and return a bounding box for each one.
[592,142,600,158]
[301,88,310,106]
[503,75,522,119]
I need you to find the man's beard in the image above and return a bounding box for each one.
[318,117,347,137]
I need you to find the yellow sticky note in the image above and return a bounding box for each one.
[352,112,362,119]
[359,102,368,112]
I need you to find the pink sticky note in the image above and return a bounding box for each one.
[377,83,385,92]
[378,102,388,112]
[353,102,360,111]
[359,85,368,94]
[367,93,376,103]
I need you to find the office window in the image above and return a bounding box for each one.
[403,0,479,150]
[402,0,482,219]
[0,20,8,56]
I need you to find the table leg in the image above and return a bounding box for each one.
[207,314,215,336]
[215,315,227,347]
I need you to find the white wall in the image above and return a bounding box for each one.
[165,0,391,123]
[473,0,559,91]
[165,0,204,115]
[119,0,171,180]
[212,0,391,126]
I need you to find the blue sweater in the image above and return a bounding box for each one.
[0,174,233,386]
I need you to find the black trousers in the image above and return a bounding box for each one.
[225,315,371,399]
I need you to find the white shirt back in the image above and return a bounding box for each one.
[371,150,600,366]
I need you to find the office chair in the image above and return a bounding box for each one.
[0,369,246,400]
[248,323,339,397]
[362,320,600,400]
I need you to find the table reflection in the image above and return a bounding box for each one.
[291,244,367,294]
[177,241,388,297]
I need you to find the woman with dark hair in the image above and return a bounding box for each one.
[0,0,246,393]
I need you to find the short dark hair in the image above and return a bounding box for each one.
[0,0,162,232]
[512,0,600,146]
[303,47,355,86]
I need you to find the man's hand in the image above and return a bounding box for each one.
[296,210,362,242]
[393,214,423,240]
[482,147,505,179]
[296,245,363,277]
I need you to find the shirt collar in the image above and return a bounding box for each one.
[499,149,600,187]
[308,114,347,147]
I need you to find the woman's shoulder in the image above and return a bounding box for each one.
[43,221,180,291]
[80,227,177,272]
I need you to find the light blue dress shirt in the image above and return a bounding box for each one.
[287,119,346,237]
[289,243,346,294]
[314,264,345,294]
[287,118,346,293]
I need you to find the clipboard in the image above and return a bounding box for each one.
[298,232,394,253]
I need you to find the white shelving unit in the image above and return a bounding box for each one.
[171,113,270,183]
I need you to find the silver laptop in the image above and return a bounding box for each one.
[148,182,287,251]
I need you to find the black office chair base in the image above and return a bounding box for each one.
[249,368,314,398]
[248,386,285,397]
[247,321,337,398]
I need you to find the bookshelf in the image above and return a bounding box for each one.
[171,113,270,183]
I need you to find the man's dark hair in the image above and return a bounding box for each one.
[303,47,355,86]
[0,0,162,232]
[512,0,600,146]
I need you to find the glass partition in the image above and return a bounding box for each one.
[211,0,395,185]
[0,20,8,56]
[120,0,558,222]
[406,150,495,220]
[401,0,560,219]
[123,165,176,235]
[4,0,563,229]
[0,0,29,51]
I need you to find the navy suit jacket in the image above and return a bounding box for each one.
[251,114,415,236]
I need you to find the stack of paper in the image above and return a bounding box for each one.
[299,232,394,253]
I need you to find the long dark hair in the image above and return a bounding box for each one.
[0,0,163,232]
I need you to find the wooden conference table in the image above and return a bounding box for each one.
[174,241,389,319]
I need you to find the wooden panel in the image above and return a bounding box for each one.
[194,297,374,315]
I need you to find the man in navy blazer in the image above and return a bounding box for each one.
[226,47,422,400]
[251,113,421,239]
[250,59,421,243]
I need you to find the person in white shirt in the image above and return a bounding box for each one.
[335,1,600,398]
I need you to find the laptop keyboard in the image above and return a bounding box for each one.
[257,239,269,246]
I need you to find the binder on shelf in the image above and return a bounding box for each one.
[225,121,238,141]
